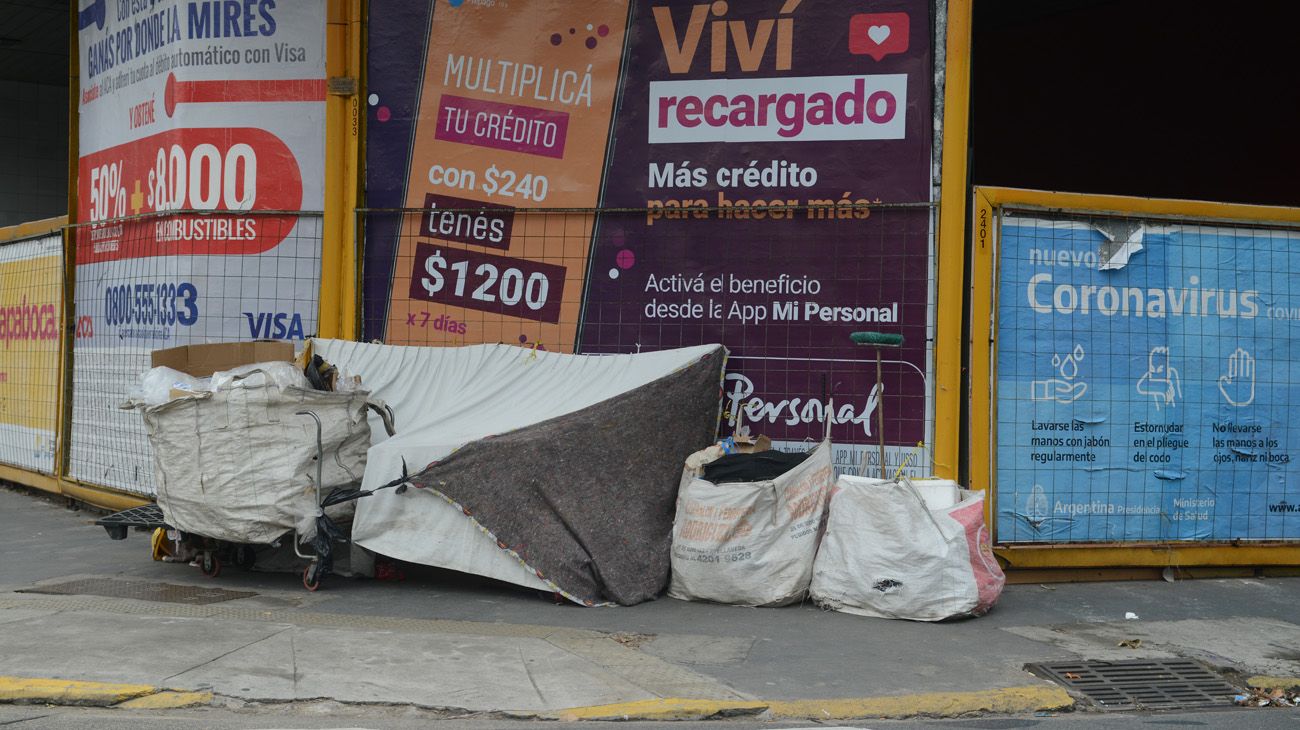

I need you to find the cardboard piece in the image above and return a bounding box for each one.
[151,341,294,378]
[167,388,212,402]
[732,434,772,453]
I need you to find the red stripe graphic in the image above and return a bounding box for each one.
[165,72,326,117]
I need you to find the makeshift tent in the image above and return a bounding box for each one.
[311,339,726,606]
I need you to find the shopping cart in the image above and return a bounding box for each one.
[97,398,395,591]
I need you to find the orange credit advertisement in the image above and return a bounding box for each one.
[385,0,630,349]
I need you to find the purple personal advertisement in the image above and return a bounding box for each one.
[365,0,934,475]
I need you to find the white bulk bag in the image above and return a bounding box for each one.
[140,379,375,545]
[669,440,833,607]
[811,477,1005,621]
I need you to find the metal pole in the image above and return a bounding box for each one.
[877,348,886,480]
[293,410,324,560]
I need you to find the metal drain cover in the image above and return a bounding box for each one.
[20,578,255,605]
[1028,658,1239,711]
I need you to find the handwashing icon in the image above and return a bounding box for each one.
[1031,344,1087,404]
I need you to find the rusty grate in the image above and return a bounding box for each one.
[20,578,255,605]
[1028,658,1239,711]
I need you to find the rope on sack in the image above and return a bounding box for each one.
[319,457,438,507]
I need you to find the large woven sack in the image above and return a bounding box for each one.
[669,440,833,606]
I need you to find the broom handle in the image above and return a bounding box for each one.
[877,348,886,480]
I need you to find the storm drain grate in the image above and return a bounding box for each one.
[20,578,255,605]
[1028,658,1239,711]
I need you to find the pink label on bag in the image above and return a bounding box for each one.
[949,497,1006,613]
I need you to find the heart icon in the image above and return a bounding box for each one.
[849,13,909,60]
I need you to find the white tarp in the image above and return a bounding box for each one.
[311,339,723,591]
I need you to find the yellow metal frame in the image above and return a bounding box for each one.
[931,0,972,481]
[0,223,148,513]
[321,0,363,340]
[0,219,77,499]
[0,7,147,512]
[3,3,365,511]
[971,186,1300,569]
[0,217,66,244]
[0,3,366,511]
[58,2,79,499]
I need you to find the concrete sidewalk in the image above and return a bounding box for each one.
[1,485,1297,721]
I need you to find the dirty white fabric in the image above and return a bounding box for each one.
[209,361,311,392]
[838,475,960,510]
[129,362,310,406]
[310,339,723,592]
[811,477,1006,621]
[141,380,373,545]
[668,440,833,607]
[130,366,210,406]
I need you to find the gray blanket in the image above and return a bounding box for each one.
[408,347,725,605]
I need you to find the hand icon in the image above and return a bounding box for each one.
[1031,378,1087,403]
[1217,347,1255,407]
[1030,344,1087,404]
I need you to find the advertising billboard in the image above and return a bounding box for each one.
[996,215,1300,542]
[365,0,935,474]
[0,234,61,474]
[73,0,325,492]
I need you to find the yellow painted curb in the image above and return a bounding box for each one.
[1248,676,1300,690]
[0,676,156,706]
[554,698,768,721]
[766,686,1074,720]
[551,686,1074,721]
[118,690,213,710]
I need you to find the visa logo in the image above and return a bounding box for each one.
[243,312,305,340]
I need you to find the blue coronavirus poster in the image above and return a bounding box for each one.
[996,215,1300,543]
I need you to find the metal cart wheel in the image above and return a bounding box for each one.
[302,562,321,592]
[200,552,221,578]
[234,545,256,570]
